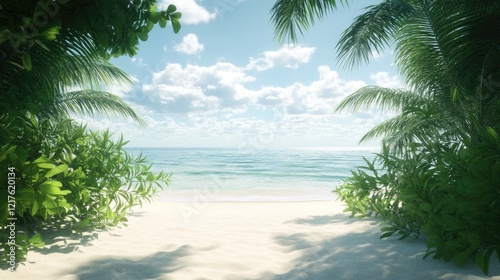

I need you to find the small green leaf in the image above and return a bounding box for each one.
[380,231,395,239]
[171,18,181,33]
[41,25,59,40]
[486,126,499,140]
[137,32,148,41]
[32,200,39,216]
[149,12,158,24]
[45,164,68,178]
[42,196,58,209]
[34,39,50,51]
[29,233,45,248]
[166,4,177,14]
[40,181,71,196]
[22,52,32,70]
[159,16,167,28]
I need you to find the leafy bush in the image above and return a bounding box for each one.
[0,114,170,266]
[335,127,500,274]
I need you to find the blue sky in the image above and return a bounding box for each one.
[83,0,401,148]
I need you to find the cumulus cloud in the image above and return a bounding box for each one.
[136,60,367,116]
[246,45,315,71]
[159,0,216,24]
[140,63,255,113]
[256,66,366,114]
[175,33,204,55]
[370,72,402,88]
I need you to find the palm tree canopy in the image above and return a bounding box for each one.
[0,1,181,124]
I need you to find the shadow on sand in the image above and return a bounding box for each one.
[264,214,500,280]
[69,245,190,280]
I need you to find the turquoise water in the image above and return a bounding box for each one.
[125,147,378,202]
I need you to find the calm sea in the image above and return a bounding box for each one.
[125,147,378,202]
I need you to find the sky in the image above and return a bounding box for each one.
[82,0,401,148]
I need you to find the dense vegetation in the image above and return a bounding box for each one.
[0,0,180,268]
[271,0,500,274]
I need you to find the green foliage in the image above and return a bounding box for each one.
[0,0,182,58]
[271,0,500,274]
[0,1,181,121]
[0,0,179,270]
[335,132,500,274]
[0,114,171,266]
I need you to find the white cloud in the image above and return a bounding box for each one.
[256,66,366,114]
[246,45,315,71]
[175,33,204,55]
[140,63,255,113]
[135,60,366,116]
[160,0,216,24]
[370,72,402,88]
[82,113,381,148]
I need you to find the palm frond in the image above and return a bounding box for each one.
[335,86,427,114]
[43,90,145,126]
[336,0,415,69]
[270,0,347,44]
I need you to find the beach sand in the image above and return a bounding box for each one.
[3,198,500,280]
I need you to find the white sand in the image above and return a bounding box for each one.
[3,199,500,280]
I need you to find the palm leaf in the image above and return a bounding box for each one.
[335,86,427,113]
[270,0,348,43]
[44,90,145,126]
[336,0,415,69]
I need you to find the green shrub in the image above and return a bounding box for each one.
[335,127,500,274]
[0,114,170,267]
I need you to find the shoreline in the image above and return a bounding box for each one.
[3,200,499,280]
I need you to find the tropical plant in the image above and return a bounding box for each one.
[271,0,500,274]
[0,0,182,269]
[0,114,171,267]
[0,0,181,120]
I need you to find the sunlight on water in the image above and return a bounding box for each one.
[125,147,379,201]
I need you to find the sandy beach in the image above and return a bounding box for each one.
[3,198,500,280]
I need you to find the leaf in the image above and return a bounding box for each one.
[45,164,68,178]
[40,181,71,196]
[41,25,59,40]
[159,16,167,28]
[170,12,182,20]
[380,231,395,239]
[32,200,39,216]
[29,233,45,248]
[34,39,50,51]
[22,52,32,70]
[37,162,54,169]
[356,201,367,215]
[42,196,58,209]
[486,126,499,141]
[171,18,181,34]
[137,32,148,41]
[166,4,177,14]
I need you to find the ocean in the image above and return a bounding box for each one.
[125,147,379,202]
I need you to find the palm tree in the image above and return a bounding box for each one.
[271,1,500,273]
[0,30,145,125]
[271,0,500,150]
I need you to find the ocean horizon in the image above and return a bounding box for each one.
[125,146,379,202]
